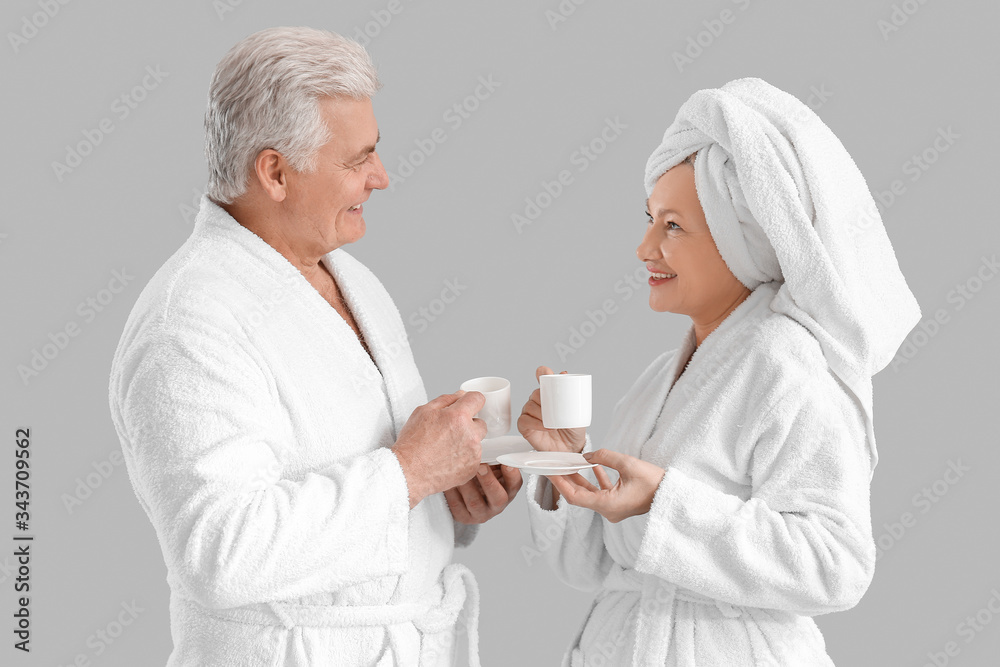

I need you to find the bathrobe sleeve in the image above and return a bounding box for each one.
[114,317,411,610]
[634,381,876,615]
[524,435,614,592]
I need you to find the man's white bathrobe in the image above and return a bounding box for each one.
[527,282,876,666]
[108,196,478,666]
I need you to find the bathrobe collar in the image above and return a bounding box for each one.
[194,195,415,439]
[669,282,778,396]
[624,282,780,461]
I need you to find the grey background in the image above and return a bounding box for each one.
[2,0,998,665]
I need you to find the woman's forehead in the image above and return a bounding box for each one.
[647,166,699,214]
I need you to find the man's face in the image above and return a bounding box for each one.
[283,95,388,256]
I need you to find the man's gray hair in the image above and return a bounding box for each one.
[205,26,381,204]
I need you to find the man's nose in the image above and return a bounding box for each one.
[368,152,389,190]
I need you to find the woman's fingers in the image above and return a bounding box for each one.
[535,365,555,382]
[547,473,602,510]
[517,413,545,443]
[517,390,544,432]
[546,474,578,504]
[563,472,598,493]
[583,448,632,474]
[593,464,615,491]
[521,396,543,421]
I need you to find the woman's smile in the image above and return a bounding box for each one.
[648,271,677,286]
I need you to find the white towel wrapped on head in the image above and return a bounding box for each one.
[644,76,921,476]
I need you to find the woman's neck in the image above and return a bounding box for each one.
[691,287,751,347]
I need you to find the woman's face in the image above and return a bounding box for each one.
[637,163,748,322]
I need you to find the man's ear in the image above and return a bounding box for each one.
[254,149,288,203]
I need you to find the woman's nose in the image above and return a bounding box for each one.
[636,226,659,261]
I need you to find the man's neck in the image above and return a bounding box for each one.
[222,199,327,284]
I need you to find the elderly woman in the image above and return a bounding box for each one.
[518,78,920,666]
[108,27,521,666]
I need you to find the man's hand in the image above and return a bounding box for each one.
[392,390,488,508]
[444,464,523,524]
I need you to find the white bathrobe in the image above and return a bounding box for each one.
[526,281,876,666]
[108,195,479,666]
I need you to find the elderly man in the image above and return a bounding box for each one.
[108,26,521,666]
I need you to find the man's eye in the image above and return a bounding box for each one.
[351,154,371,171]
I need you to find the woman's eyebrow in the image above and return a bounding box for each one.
[645,199,683,218]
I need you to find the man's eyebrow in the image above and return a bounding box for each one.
[644,199,683,218]
[348,131,380,163]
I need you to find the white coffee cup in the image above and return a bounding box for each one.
[459,376,511,439]
[540,373,592,429]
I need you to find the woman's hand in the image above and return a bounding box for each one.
[517,366,587,453]
[547,449,666,523]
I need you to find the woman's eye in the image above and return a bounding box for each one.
[666,221,680,230]
[645,212,654,224]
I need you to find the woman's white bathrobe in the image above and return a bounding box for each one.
[526,281,876,666]
[108,196,478,666]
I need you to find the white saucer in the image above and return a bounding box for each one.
[480,435,533,465]
[494,451,597,476]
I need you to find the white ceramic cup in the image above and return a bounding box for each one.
[459,376,511,439]
[540,373,592,429]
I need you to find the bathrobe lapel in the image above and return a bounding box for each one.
[323,249,425,442]
[611,327,696,461]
